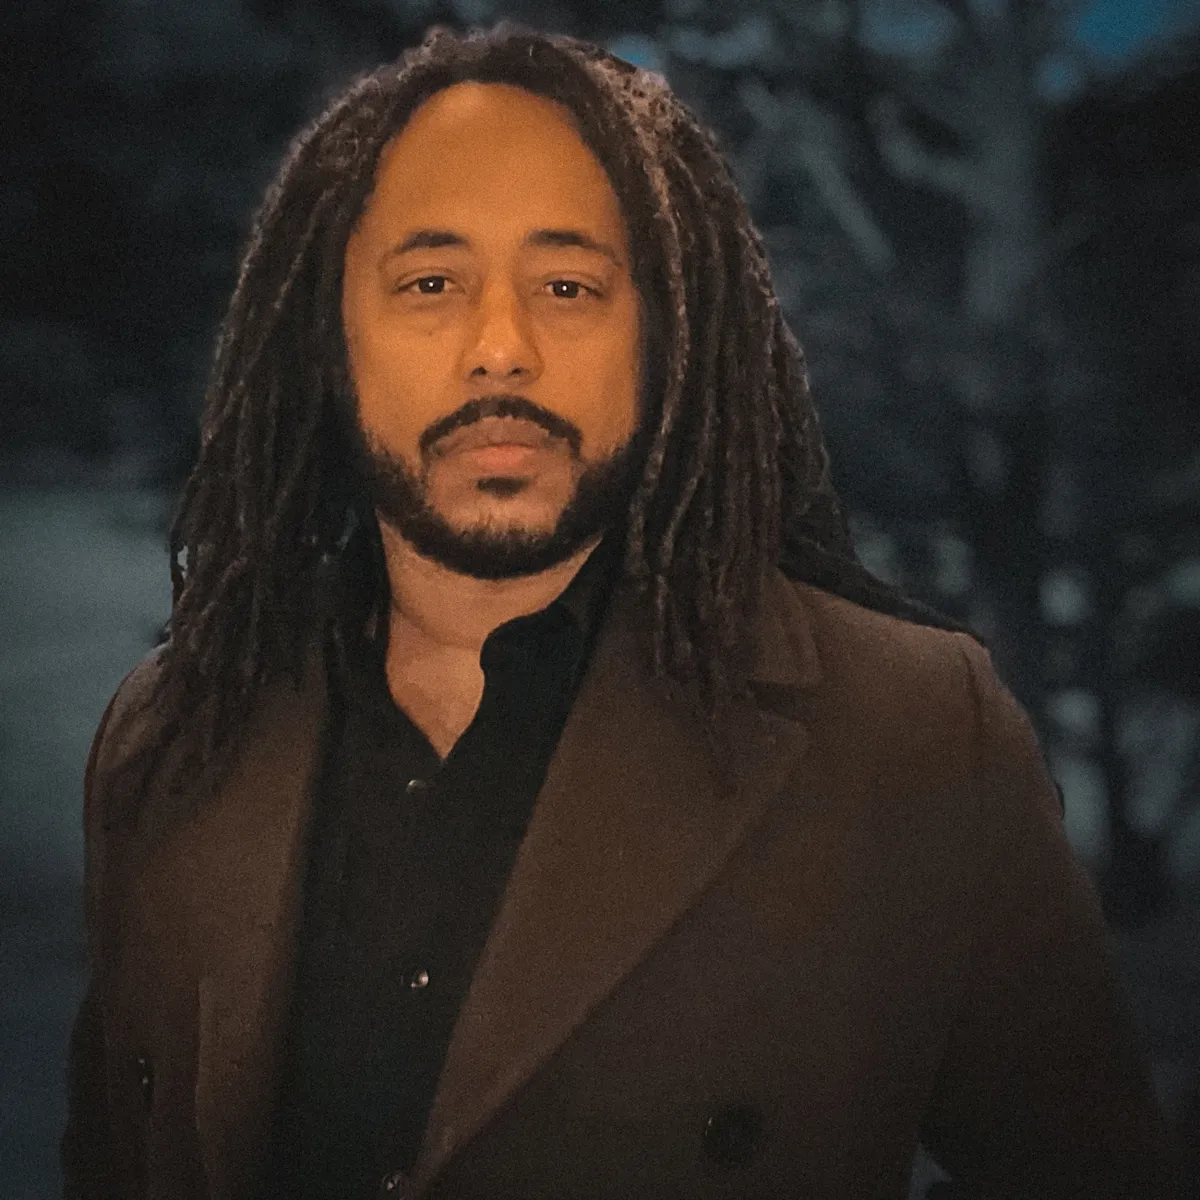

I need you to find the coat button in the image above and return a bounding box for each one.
[702,1103,762,1167]
[379,1170,409,1196]
[135,1056,154,1112]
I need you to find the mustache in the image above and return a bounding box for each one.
[419,395,582,458]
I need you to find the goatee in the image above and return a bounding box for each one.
[350,426,640,581]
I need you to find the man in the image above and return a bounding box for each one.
[63,22,1177,1200]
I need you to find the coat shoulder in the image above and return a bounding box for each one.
[781,577,1065,820]
[772,577,1032,797]
[781,575,987,698]
[91,644,170,784]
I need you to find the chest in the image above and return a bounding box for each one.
[385,662,483,760]
[106,805,969,1200]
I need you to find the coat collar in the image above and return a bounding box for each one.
[185,569,822,1198]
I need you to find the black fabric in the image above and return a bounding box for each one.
[268,540,617,1200]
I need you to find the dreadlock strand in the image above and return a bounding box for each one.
[168,470,204,607]
[622,125,691,591]
[673,134,773,697]
[108,25,984,813]
[224,203,333,432]
[741,233,786,543]
[654,146,726,585]
[730,255,781,572]
[632,155,719,674]
[665,171,737,693]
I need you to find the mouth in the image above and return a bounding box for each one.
[432,416,559,459]
[458,443,548,473]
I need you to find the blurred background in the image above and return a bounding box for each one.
[1,1,1197,1195]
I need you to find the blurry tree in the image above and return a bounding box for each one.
[3,0,316,474]
[642,1,1199,918]
[1047,40,1200,920]
[1,0,113,460]
[651,0,1082,710]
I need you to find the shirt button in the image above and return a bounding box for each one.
[404,778,430,797]
[407,968,430,990]
[702,1103,762,1167]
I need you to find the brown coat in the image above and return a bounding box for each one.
[63,573,1177,1199]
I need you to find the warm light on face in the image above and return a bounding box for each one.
[341,81,643,577]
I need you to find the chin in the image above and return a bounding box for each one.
[363,435,633,579]
[442,488,567,533]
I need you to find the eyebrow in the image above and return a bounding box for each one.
[383,228,623,268]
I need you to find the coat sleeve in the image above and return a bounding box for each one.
[62,654,160,1200]
[919,636,1181,1200]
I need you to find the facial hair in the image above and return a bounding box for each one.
[349,408,641,581]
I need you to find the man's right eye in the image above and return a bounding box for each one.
[399,275,449,295]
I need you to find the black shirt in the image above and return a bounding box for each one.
[269,540,617,1200]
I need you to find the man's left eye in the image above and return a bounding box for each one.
[548,280,595,300]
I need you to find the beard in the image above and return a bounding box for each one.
[349,418,641,581]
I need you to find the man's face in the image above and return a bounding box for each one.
[341,81,643,579]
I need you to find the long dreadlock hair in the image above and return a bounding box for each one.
[116,21,982,806]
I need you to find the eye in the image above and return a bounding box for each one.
[401,275,449,296]
[547,280,599,300]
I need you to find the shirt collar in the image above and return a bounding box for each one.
[544,533,621,638]
[479,532,621,663]
[335,531,622,685]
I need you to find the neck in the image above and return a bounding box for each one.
[378,521,603,657]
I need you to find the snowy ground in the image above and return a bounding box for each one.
[1,486,1196,1197]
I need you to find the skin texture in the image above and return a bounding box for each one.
[339,82,643,753]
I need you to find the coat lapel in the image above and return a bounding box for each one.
[184,570,821,1199]
[190,654,329,1200]
[409,570,821,1193]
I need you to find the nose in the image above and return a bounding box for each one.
[463,281,543,384]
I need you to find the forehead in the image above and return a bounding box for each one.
[360,81,628,245]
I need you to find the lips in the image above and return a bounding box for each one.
[433,416,558,457]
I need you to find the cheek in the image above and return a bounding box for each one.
[348,327,452,446]
[565,321,641,444]
[608,360,641,437]
[592,333,641,441]
[343,264,445,438]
